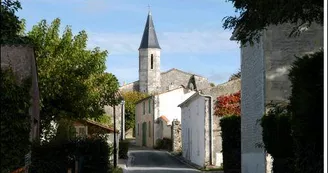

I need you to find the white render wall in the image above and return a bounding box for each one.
[181,95,205,167]
[241,35,266,173]
[153,88,195,143]
[158,88,194,124]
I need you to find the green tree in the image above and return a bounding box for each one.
[0,0,29,43]
[228,69,241,81]
[122,91,149,131]
[223,0,323,45]
[26,18,120,139]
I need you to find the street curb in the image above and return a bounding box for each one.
[166,151,202,170]
[166,151,224,173]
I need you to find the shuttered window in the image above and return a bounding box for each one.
[148,99,151,113]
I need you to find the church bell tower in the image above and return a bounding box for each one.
[138,10,161,94]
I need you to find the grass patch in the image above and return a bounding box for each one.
[200,166,224,171]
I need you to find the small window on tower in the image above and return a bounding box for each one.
[151,54,154,69]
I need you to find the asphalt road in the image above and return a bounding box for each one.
[124,149,200,173]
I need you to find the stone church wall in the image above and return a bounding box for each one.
[119,81,139,92]
[161,69,210,92]
[201,78,241,102]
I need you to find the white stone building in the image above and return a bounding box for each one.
[135,87,195,148]
[178,92,222,168]
[231,23,323,173]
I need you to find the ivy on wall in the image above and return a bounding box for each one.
[214,91,241,116]
[0,68,31,172]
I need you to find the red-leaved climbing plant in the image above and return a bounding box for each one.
[214,91,241,116]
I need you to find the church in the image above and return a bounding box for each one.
[119,11,212,94]
[124,10,215,149]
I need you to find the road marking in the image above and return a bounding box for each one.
[125,167,201,171]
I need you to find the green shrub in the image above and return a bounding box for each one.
[154,138,172,150]
[119,140,130,159]
[261,103,294,173]
[154,139,164,149]
[111,167,123,173]
[288,50,323,173]
[220,115,241,173]
[30,137,112,173]
[0,69,31,173]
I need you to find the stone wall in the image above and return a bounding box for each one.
[161,68,210,92]
[201,78,241,102]
[139,48,161,94]
[119,81,139,92]
[104,104,123,137]
[264,23,323,104]
[204,97,211,166]
[240,23,323,173]
[1,45,40,141]
[200,78,241,167]
[171,119,182,152]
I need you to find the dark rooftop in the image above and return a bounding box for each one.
[139,11,161,49]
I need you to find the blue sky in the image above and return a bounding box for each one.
[17,0,240,85]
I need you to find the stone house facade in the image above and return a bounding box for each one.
[231,23,323,173]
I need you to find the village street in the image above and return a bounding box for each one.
[123,140,200,173]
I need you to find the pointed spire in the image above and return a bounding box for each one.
[139,10,161,49]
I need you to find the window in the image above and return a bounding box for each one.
[150,54,154,69]
[137,123,139,136]
[79,127,86,135]
[148,99,151,113]
[149,121,151,137]
[143,102,145,115]
[76,126,87,137]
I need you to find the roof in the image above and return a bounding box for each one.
[77,119,119,133]
[178,91,212,108]
[139,11,161,49]
[161,68,205,78]
[159,115,169,123]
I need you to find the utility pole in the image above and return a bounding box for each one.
[121,100,125,141]
[113,105,117,168]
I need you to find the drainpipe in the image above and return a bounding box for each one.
[113,105,117,168]
[152,96,155,148]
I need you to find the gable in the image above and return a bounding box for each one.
[160,68,210,92]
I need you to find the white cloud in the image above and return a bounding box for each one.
[87,29,238,55]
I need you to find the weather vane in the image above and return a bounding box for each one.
[147,4,151,13]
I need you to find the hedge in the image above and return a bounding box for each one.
[220,115,241,173]
[288,50,323,173]
[30,137,112,173]
[154,138,172,151]
[119,140,130,159]
[261,103,294,173]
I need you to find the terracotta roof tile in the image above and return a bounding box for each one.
[159,115,169,123]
